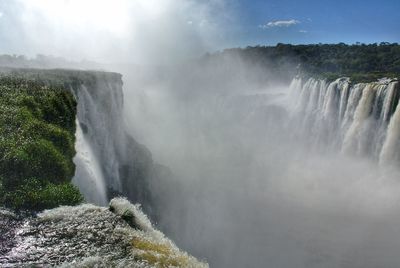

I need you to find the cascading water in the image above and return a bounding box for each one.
[289,76,400,163]
[72,118,108,205]
[0,69,203,267]
[342,84,375,155]
[380,101,400,165]
[68,72,158,214]
[123,67,400,268]
[71,80,125,196]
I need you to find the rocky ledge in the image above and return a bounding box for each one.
[0,198,208,268]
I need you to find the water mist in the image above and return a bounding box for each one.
[122,59,400,268]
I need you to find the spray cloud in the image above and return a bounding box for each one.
[1,1,400,268]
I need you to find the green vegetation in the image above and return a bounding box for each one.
[209,42,400,83]
[0,75,83,211]
[1,179,83,211]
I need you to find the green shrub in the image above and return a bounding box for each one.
[1,178,83,211]
[2,140,73,189]
[0,75,82,211]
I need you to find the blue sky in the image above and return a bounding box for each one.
[226,0,400,47]
[0,0,399,62]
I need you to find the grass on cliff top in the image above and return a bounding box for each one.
[132,237,190,268]
[0,67,122,90]
[0,75,83,211]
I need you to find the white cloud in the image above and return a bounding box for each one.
[259,19,300,29]
[299,30,307,33]
[0,12,3,18]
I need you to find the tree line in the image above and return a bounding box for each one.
[205,43,400,82]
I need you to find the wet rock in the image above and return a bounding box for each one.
[0,198,208,268]
[0,209,22,257]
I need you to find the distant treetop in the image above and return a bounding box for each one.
[205,43,400,83]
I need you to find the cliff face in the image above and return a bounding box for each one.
[0,68,205,267]
[0,68,161,215]
[68,70,156,213]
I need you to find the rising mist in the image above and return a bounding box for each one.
[122,57,400,268]
[1,1,400,267]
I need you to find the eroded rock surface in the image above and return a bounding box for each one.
[0,198,208,268]
[0,210,22,257]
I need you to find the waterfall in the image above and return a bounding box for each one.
[342,84,375,155]
[72,82,125,194]
[341,84,364,134]
[72,119,108,205]
[289,77,400,161]
[380,102,400,165]
[68,72,158,213]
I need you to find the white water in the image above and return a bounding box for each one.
[69,75,157,214]
[342,84,375,155]
[1,198,208,267]
[123,69,400,267]
[380,100,400,165]
[72,83,124,193]
[289,77,400,162]
[72,119,108,205]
